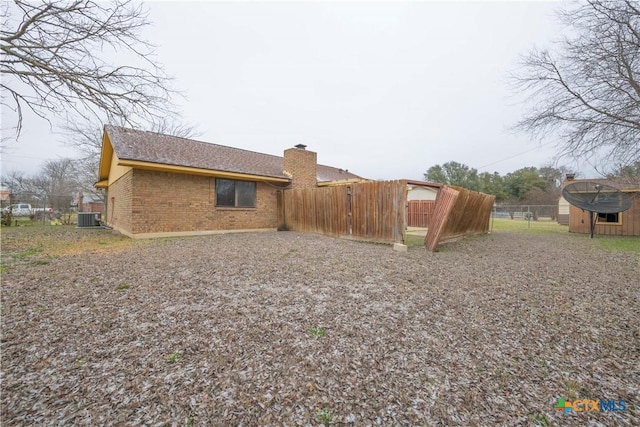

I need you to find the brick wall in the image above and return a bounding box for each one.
[283,147,317,189]
[106,169,133,234]
[126,169,278,234]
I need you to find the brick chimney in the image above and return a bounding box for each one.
[283,145,317,189]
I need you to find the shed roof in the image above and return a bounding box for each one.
[103,125,363,183]
[563,177,640,192]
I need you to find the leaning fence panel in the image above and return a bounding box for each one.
[425,186,495,252]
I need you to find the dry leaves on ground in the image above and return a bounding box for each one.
[1,228,638,426]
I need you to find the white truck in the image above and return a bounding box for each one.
[2,203,53,217]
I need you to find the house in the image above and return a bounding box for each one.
[558,175,640,236]
[557,196,571,225]
[0,183,11,206]
[407,182,440,201]
[75,192,105,214]
[95,125,364,238]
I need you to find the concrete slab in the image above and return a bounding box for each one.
[393,243,408,252]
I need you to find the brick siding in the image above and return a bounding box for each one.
[109,169,278,235]
[283,147,317,189]
[106,170,133,233]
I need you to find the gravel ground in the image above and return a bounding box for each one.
[1,228,639,426]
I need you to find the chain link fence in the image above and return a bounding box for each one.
[1,192,104,226]
[492,205,558,221]
[489,204,563,232]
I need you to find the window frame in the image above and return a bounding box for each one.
[596,212,622,225]
[215,178,257,208]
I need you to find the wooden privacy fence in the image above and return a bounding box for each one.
[279,180,407,243]
[407,200,435,227]
[425,185,495,252]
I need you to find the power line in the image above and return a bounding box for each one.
[477,141,556,171]
[1,153,58,161]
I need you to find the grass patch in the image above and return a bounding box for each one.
[1,225,139,257]
[405,219,567,248]
[167,352,182,363]
[283,248,298,257]
[404,234,425,249]
[3,217,36,227]
[592,235,640,253]
[309,326,327,338]
[489,218,568,234]
[15,248,43,259]
[404,233,476,251]
[530,413,552,426]
[315,408,333,425]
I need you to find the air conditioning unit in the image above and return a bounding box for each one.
[77,212,101,228]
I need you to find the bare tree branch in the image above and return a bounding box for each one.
[60,117,201,193]
[1,0,177,141]
[512,0,640,169]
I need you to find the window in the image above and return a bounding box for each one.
[216,179,256,208]
[597,212,621,225]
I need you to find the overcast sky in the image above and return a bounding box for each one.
[2,0,598,180]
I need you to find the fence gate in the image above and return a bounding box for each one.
[407,200,434,227]
[280,180,407,243]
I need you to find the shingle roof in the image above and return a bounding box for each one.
[105,125,363,182]
[316,164,363,182]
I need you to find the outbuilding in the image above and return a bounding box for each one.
[558,176,640,236]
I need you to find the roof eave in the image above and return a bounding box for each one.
[405,180,443,189]
[317,178,370,187]
[117,159,291,183]
[97,127,114,183]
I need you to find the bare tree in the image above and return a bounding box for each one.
[59,117,201,204]
[1,158,78,211]
[149,117,202,140]
[2,170,32,196]
[63,122,104,160]
[1,0,175,140]
[31,158,78,211]
[63,117,202,160]
[513,0,640,169]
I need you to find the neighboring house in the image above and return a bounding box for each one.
[557,173,575,226]
[75,192,105,214]
[96,125,363,238]
[0,184,11,205]
[407,182,440,201]
[557,196,571,225]
[558,176,640,236]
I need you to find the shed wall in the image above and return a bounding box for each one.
[568,194,640,236]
